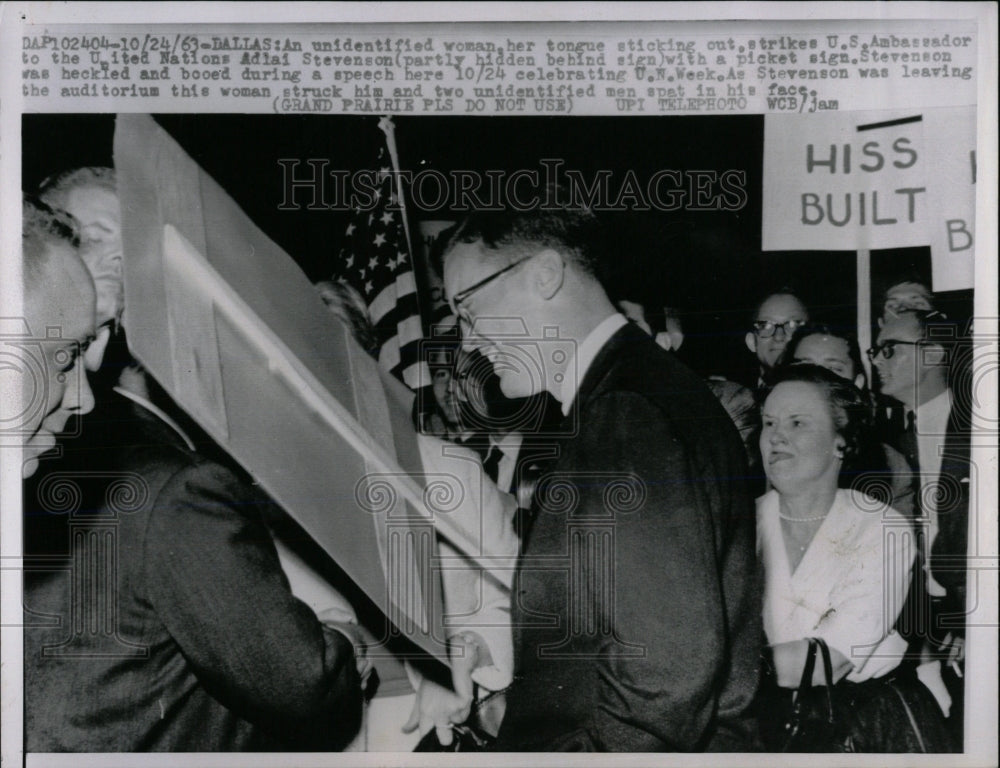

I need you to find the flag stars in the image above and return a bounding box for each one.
[373,234,386,248]
[369,255,379,269]
[381,211,394,226]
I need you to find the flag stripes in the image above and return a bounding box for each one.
[335,138,430,390]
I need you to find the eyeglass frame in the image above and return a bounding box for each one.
[751,318,807,339]
[866,339,922,361]
[450,254,535,323]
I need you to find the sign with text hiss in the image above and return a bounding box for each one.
[762,108,975,291]
[763,110,930,251]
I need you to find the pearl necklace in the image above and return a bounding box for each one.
[778,511,828,523]
[779,512,827,553]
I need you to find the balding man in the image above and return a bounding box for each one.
[21,189,369,751]
[441,196,760,751]
[12,197,96,478]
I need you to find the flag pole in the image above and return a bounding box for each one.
[378,116,429,331]
[857,248,872,384]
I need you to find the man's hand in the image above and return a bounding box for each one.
[450,631,494,699]
[401,677,472,746]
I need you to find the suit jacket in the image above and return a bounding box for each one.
[883,386,972,643]
[23,391,362,752]
[930,392,972,629]
[494,323,761,751]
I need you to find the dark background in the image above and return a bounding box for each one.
[23,114,970,381]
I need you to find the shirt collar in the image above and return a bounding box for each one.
[559,313,628,416]
[914,387,952,433]
[491,431,523,453]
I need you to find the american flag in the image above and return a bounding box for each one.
[335,122,430,391]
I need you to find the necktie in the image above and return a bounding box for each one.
[482,444,502,485]
[897,408,938,647]
[900,410,920,473]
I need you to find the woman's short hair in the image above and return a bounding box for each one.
[769,363,875,484]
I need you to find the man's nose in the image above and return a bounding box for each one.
[62,362,95,417]
[772,324,789,342]
[768,425,787,444]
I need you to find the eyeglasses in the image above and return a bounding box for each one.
[751,319,806,339]
[866,339,921,361]
[450,256,534,318]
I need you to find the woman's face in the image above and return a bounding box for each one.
[761,381,845,495]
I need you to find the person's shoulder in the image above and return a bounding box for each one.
[105,400,259,510]
[756,488,779,512]
[602,334,721,409]
[839,488,909,529]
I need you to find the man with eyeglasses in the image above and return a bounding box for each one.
[743,289,809,395]
[871,308,969,746]
[439,199,760,752]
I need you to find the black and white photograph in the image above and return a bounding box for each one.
[1,3,996,765]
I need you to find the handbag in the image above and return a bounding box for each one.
[780,637,849,751]
[412,685,506,752]
[761,637,954,753]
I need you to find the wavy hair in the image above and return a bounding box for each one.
[768,363,879,487]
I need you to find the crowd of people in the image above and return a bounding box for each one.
[18,166,972,753]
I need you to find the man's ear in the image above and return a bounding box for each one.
[922,342,948,367]
[533,249,564,300]
[745,331,757,355]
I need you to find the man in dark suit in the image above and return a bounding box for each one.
[23,178,370,751]
[24,366,371,752]
[871,308,970,743]
[440,197,760,751]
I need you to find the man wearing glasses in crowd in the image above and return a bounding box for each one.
[440,194,760,752]
[744,289,810,395]
[870,308,969,746]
